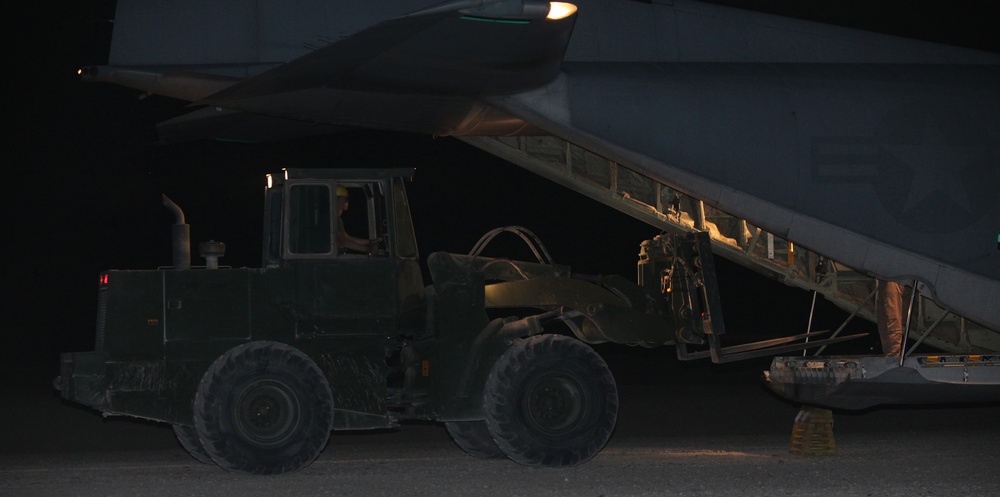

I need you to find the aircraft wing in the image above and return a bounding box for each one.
[84,0,576,138]
[201,7,574,102]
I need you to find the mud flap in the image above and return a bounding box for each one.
[56,352,110,409]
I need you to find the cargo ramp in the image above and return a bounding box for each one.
[459,135,1000,407]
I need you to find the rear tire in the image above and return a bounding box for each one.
[484,334,618,467]
[194,341,334,475]
[445,421,505,459]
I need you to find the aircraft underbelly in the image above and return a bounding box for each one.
[489,63,1000,330]
[556,63,999,258]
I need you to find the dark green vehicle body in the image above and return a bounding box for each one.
[56,168,690,473]
[61,170,424,427]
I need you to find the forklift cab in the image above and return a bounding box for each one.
[262,168,424,336]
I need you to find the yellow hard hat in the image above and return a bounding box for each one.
[336,185,348,197]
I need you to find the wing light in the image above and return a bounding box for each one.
[547,2,577,20]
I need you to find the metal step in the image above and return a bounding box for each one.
[765,354,1000,409]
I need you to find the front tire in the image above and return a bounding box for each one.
[484,335,618,467]
[194,341,334,475]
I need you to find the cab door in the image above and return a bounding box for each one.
[283,180,397,336]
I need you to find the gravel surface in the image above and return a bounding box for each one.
[3,356,998,496]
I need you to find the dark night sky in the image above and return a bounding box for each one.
[5,1,997,369]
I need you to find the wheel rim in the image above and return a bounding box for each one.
[234,380,300,446]
[521,371,587,436]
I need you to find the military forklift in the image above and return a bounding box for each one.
[56,168,857,474]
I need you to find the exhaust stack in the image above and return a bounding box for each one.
[161,195,190,271]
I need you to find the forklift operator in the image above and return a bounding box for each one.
[336,185,382,254]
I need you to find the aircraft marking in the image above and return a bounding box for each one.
[812,105,997,234]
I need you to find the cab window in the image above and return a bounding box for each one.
[287,184,332,255]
